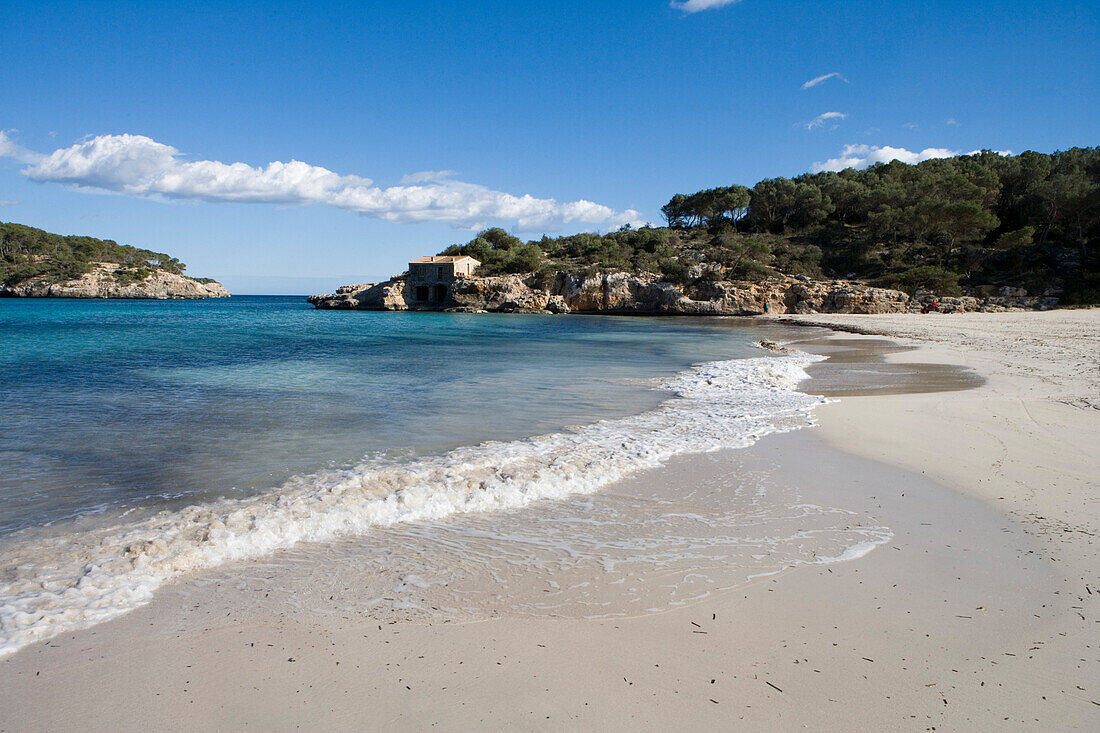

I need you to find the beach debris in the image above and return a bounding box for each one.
[765,681,783,693]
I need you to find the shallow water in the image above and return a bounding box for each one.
[194,450,889,625]
[0,297,885,657]
[0,296,778,535]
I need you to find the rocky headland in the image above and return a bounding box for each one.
[1,262,230,299]
[308,272,1056,316]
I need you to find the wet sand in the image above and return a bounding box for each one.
[2,311,1097,730]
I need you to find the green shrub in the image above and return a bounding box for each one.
[882,266,963,296]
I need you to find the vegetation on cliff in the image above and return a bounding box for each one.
[0,222,205,287]
[440,148,1099,303]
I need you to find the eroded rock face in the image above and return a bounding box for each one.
[314,270,1059,316]
[452,274,552,312]
[310,280,409,310]
[0,263,230,299]
[308,271,917,315]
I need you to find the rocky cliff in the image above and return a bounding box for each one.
[308,272,918,315]
[0,262,230,299]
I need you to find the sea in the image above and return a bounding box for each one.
[0,296,890,656]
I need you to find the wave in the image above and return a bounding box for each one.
[0,354,828,657]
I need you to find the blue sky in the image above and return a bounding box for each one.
[1,0,1096,294]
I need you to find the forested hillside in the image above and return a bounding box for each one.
[441,148,1099,303]
[0,222,208,286]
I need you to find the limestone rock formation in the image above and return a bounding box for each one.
[0,262,230,299]
[308,271,915,315]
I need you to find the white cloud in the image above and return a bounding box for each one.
[0,199,18,207]
[902,122,919,130]
[0,131,44,165]
[804,111,848,130]
[6,134,645,231]
[945,118,960,127]
[23,134,372,204]
[399,170,457,184]
[800,72,847,90]
[966,148,1012,157]
[812,144,960,172]
[670,0,742,14]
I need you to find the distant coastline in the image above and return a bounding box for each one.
[1,261,230,299]
[1,222,228,299]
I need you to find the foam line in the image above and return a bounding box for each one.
[0,354,828,657]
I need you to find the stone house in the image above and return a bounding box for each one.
[407,255,480,304]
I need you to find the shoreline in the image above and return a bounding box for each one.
[2,311,1097,729]
[0,345,827,659]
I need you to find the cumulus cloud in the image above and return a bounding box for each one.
[800,72,847,90]
[670,0,742,13]
[4,133,645,231]
[804,111,847,130]
[812,144,960,172]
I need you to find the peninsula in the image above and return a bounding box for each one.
[311,148,1097,315]
[0,222,229,299]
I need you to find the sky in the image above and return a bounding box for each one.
[1,1,1096,294]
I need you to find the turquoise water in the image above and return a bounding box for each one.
[0,295,888,660]
[0,296,770,536]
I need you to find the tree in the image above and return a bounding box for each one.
[711,185,752,224]
[661,194,690,228]
[711,228,772,277]
[923,199,999,255]
[478,227,523,250]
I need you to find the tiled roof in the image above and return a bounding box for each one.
[409,255,481,264]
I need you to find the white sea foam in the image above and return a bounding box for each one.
[0,354,836,657]
[813,540,887,564]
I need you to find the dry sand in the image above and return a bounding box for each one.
[1,310,1097,731]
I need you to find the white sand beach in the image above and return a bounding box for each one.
[1,309,1097,731]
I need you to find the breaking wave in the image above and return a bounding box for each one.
[0,354,831,657]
